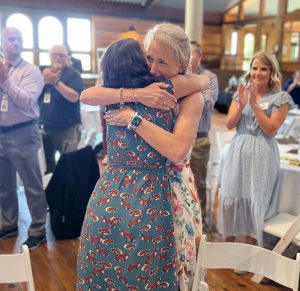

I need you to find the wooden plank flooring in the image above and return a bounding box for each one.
[0,110,295,291]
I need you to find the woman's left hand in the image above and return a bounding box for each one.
[249,84,258,106]
[105,107,135,127]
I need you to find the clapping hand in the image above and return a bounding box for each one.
[293,70,300,86]
[0,57,9,84]
[249,83,258,106]
[237,84,249,109]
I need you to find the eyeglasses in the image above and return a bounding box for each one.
[5,37,23,44]
[51,52,67,58]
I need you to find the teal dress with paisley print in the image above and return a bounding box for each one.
[77,102,177,290]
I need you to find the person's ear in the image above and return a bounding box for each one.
[178,65,185,74]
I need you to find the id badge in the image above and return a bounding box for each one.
[259,102,269,110]
[0,99,8,112]
[44,92,51,104]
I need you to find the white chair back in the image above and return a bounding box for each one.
[0,245,35,290]
[192,235,300,291]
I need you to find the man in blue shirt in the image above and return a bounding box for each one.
[39,44,84,173]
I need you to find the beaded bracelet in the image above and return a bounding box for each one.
[119,87,124,109]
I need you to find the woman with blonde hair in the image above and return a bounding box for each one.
[79,23,209,290]
[218,52,294,250]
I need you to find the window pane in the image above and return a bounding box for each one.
[38,16,63,50]
[6,13,33,48]
[244,0,260,19]
[265,0,279,16]
[67,18,91,52]
[72,53,91,71]
[21,52,34,64]
[242,59,250,71]
[231,31,238,55]
[290,32,299,61]
[244,33,254,58]
[39,52,51,66]
[261,34,267,51]
[287,0,300,13]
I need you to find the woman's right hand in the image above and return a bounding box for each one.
[237,84,248,109]
[135,82,177,110]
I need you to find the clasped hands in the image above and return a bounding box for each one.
[43,67,61,85]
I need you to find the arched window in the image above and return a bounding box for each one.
[38,16,63,65]
[243,33,255,70]
[6,13,34,63]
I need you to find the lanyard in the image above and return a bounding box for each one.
[1,59,23,100]
[7,58,23,79]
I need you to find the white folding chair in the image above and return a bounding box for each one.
[0,245,35,291]
[192,235,300,291]
[251,213,300,283]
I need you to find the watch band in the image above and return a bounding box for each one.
[127,112,143,131]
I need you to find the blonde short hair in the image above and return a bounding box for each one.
[144,23,190,74]
[243,51,282,92]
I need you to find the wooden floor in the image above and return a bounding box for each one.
[0,110,292,291]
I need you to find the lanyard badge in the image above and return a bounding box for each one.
[44,92,51,104]
[0,93,8,112]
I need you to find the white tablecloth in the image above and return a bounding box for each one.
[277,144,300,216]
[79,104,103,148]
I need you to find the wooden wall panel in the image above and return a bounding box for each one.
[202,26,222,68]
[91,15,222,71]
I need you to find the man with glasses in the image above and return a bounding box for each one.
[39,44,84,173]
[0,27,47,250]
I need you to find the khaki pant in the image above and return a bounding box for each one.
[42,124,80,173]
[190,136,210,221]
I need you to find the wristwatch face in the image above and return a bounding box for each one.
[131,115,142,127]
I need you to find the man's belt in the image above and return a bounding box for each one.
[196,132,208,138]
[0,119,37,134]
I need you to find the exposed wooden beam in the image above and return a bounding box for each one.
[145,0,161,11]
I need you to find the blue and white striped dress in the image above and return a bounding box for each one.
[218,91,294,246]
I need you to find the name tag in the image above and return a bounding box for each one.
[259,102,269,110]
[44,92,51,104]
[0,99,8,112]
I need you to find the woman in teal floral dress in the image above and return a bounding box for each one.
[81,24,208,290]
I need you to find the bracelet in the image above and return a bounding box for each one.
[127,112,143,131]
[132,89,137,103]
[119,87,124,109]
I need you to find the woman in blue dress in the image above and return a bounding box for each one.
[77,37,207,290]
[218,52,294,247]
